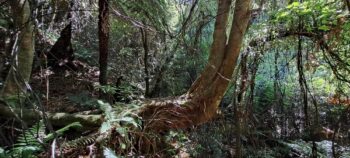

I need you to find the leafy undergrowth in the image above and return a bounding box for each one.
[1,64,190,157]
[282,140,350,158]
[0,100,195,157]
[2,64,348,157]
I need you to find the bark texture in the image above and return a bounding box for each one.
[1,0,34,97]
[140,0,252,132]
[141,27,150,97]
[98,0,109,85]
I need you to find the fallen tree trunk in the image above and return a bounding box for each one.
[0,105,102,128]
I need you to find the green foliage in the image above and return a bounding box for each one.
[166,131,188,142]
[311,77,335,96]
[164,130,190,156]
[45,122,82,141]
[115,84,141,103]
[68,91,98,108]
[93,101,146,156]
[2,121,46,158]
[255,81,275,110]
[282,140,328,157]
[244,146,288,158]
[74,48,94,62]
[2,0,350,157]
[113,0,170,31]
[98,100,141,133]
[274,0,346,32]
[1,121,83,158]
[95,85,118,95]
[0,147,5,158]
[189,122,233,158]
[0,19,8,28]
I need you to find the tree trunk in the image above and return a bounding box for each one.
[148,31,168,98]
[140,0,252,132]
[235,52,249,158]
[297,35,309,129]
[141,27,150,97]
[98,0,109,86]
[1,0,34,97]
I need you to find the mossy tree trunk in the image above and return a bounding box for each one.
[140,0,252,132]
[1,0,34,98]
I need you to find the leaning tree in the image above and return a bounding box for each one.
[0,0,252,132]
[140,0,252,131]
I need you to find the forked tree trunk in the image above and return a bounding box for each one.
[140,0,252,131]
[1,0,34,97]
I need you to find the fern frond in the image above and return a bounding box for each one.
[7,121,46,157]
[62,134,98,149]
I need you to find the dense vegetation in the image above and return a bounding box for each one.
[0,0,349,157]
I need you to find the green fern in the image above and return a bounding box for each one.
[61,135,98,149]
[6,121,46,158]
[99,100,141,133]
[3,121,83,158]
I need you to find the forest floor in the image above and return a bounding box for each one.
[31,64,101,113]
[24,66,350,157]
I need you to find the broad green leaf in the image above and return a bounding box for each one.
[319,25,330,31]
[287,2,300,9]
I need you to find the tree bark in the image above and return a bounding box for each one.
[140,0,252,132]
[98,0,109,86]
[141,27,150,97]
[187,0,232,95]
[297,34,309,129]
[235,52,249,158]
[1,0,34,97]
